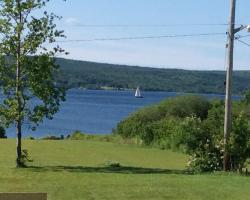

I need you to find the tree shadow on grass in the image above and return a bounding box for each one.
[27,165,193,175]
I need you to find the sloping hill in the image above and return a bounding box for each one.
[55,58,250,94]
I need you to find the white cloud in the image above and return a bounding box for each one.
[64,17,79,26]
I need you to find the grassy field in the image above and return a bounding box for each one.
[0,139,249,200]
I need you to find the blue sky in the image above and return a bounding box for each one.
[45,0,250,70]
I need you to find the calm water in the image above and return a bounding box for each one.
[6,89,232,138]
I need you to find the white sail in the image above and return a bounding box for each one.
[135,87,142,98]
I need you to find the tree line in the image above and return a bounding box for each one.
[55,58,250,94]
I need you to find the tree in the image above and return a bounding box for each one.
[0,126,6,138]
[0,0,66,167]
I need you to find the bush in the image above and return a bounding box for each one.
[69,131,97,140]
[114,95,211,146]
[185,112,250,172]
[187,151,222,172]
[105,160,121,168]
[173,116,204,153]
[229,112,250,171]
[42,135,63,140]
[69,130,119,143]
[114,105,162,139]
[151,117,181,150]
[19,149,33,167]
[114,95,250,172]
[158,95,211,120]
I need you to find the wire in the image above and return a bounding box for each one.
[57,32,226,43]
[235,34,250,39]
[69,23,229,28]
[236,39,250,47]
[65,23,250,28]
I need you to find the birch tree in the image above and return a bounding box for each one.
[0,0,66,167]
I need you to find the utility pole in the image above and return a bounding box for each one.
[223,0,236,171]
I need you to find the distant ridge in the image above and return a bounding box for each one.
[55,58,250,94]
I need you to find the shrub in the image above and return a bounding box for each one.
[152,117,181,150]
[186,112,250,172]
[114,105,162,139]
[173,116,204,153]
[19,149,33,167]
[229,112,250,172]
[42,135,63,140]
[105,160,121,168]
[69,130,119,143]
[114,95,250,172]
[69,131,94,140]
[187,151,222,172]
[114,95,211,146]
[158,95,211,120]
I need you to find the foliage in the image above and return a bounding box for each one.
[243,90,250,104]
[182,105,250,172]
[0,0,66,167]
[105,160,121,168]
[42,135,64,140]
[114,95,250,172]
[158,95,211,119]
[0,126,7,138]
[177,115,223,172]
[69,130,96,140]
[0,0,66,128]
[20,149,33,167]
[114,95,211,146]
[27,136,34,140]
[69,130,113,142]
[68,130,142,145]
[229,112,250,171]
[54,58,250,94]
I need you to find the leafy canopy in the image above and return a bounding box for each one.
[0,0,66,129]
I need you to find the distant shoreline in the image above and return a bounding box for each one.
[55,58,250,95]
[68,87,230,96]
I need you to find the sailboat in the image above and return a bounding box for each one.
[135,86,143,98]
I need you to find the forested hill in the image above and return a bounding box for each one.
[55,58,250,94]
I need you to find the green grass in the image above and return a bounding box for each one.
[0,139,249,200]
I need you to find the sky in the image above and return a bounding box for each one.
[44,0,250,70]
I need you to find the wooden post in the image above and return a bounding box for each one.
[223,0,236,171]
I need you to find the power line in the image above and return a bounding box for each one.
[69,23,229,28]
[236,38,250,47]
[57,32,226,43]
[235,34,250,39]
[66,23,250,28]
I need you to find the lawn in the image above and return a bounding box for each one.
[0,139,249,200]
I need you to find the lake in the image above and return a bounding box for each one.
[6,89,232,138]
